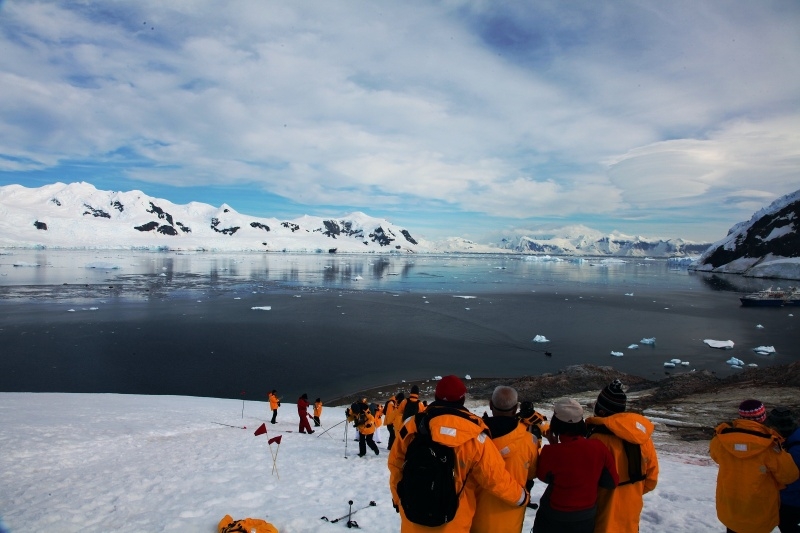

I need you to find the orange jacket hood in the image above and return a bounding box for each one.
[713,419,783,459]
[586,412,654,445]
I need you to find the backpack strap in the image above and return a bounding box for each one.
[588,424,646,486]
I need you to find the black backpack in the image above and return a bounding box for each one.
[589,425,646,485]
[397,407,479,526]
[402,397,420,422]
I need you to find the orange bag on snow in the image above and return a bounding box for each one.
[218,514,279,533]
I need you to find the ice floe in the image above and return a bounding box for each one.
[726,357,745,366]
[753,346,776,355]
[532,335,550,343]
[704,339,734,349]
[628,344,639,349]
[663,362,676,368]
[610,351,623,357]
[640,338,656,345]
[251,306,272,311]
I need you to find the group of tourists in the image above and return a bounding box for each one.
[383,376,800,533]
[267,389,323,435]
[268,376,800,532]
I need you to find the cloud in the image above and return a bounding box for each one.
[0,0,798,242]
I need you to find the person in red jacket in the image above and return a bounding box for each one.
[534,398,618,533]
[297,393,315,434]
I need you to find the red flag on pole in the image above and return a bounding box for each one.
[254,423,267,437]
[268,435,282,445]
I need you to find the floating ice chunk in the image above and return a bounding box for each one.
[251,306,272,311]
[625,293,634,296]
[726,357,745,366]
[293,295,301,298]
[663,362,676,368]
[67,309,76,312]
[640,338,656,345]
[532,335,550,343]
[453,295,476,299]
[705,339,735,350]
[681,361,690,366]
[434,375,443,380]
[756,324,764,329]
[234,297,241,300]
[731,365,743,370]
[465,375,472,380]
[753,346,776,355]
[747,363,758,368]
[85,262,121,270]
[611,351,624,357]
[628,344,639,349]
[670,359,682,364]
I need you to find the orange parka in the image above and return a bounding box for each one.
[374,405,384,428]
[393,393,426,433]
[388,402,528,533]
[268,392,279,411]
[586,413,659,533]
[357,410,377,435]
[470,421,539,533]
[313,400,323,418]
[709,419,800,533]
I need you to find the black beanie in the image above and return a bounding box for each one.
[411,385,420,394]
[594,380,627,416]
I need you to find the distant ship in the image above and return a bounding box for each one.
[739,287,800,307]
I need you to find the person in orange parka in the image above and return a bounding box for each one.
[710,399,800,533]
[374,403,384,444]
[268,390,280,424]
[385,392,404,450]
[388,375,529,533]
[313,398,323,427]
[471,386,538,533]
[586,380,659,533]
[355,402,381,457]
[393,385,425,435]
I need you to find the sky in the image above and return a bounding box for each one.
[0,392,732,532]
[1,1,799,243]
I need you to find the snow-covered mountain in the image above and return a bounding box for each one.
[0,182,709,256]
[691,188,800,279]
[493,225,708,257]
[0,182,426,253]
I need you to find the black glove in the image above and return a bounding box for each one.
[393,502,399,514]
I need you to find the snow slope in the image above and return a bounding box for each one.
[0,393,739,533]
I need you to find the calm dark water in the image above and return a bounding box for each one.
[0,251,797,402]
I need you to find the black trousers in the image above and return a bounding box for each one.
[387,425,396,449]
[359,433,379,456]
[313,416,320,427]
[271,409,277,423]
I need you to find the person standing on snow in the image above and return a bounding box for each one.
[355,402,381,457]
[384,392,404,450]
[766,406,800,533]
[534,398,618,533]
[585,380,659,533]
[313,398,323,427]
[388,375,530,532]
[471,385,539,533]
[297,393,315,434]
[268,390,280,424]
[710,399,799,533]
[393,385,424,436]
[374,403,384,444]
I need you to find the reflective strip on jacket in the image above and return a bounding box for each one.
[709,419,800,533]
[586,413,659,533]
[470,422,538,533]
[388,404,528,533]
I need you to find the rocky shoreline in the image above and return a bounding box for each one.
[332,362,800,455]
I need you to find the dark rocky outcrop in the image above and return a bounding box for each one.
[82,204,111,218]
[210,217,239,235]
[34,220,47,230]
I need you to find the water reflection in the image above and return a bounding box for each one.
[0,249,784,302]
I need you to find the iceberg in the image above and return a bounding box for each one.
[704,339,734,350]
[628,344,639,349]
[532,335,550,343]
[726,357,745,366]
[670,358,682,364]
[664,362,676,368]
[640,338,656,345]
[753,346,776,355]
[611,351,624,357]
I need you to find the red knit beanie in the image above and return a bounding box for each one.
[435,375,467,402]
[738,399,767,423]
